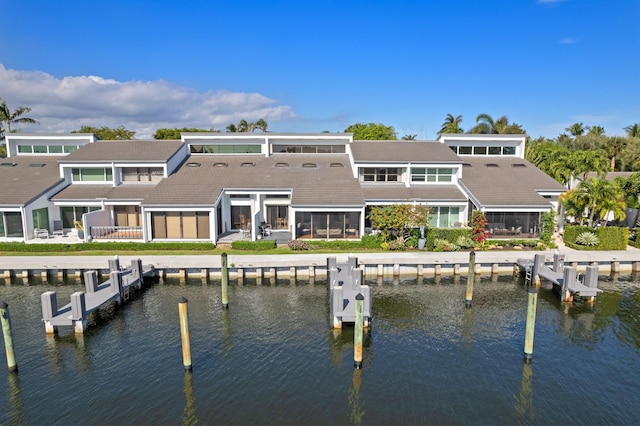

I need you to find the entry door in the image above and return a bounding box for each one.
[267,206,288,229]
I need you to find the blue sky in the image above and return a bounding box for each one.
[1,0,638,139]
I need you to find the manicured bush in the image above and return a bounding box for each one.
[0,241,215,252]
[575,231,599,246]
[231,240,276,250]
[563,225,628,250]
[288,240,314,251]
[426,228,472,250]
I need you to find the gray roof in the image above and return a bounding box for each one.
[459,157,566,208]
[51,184,153,202]
[351,140,461,163]
[0,156,64,206]
[361,184,467,203]
[58,140,184,162]
[142,154,365,207]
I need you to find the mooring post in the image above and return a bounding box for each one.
[221,253,229,308]
[465,250,475,307]
[532,254,544,286]
[553,252,564,273]
[354,293,364,369]
[523,286,538,363]
[178,297,192,371]
[108,256,120,273]
[71,292,87,334]
[110,271,124,301]
[84,270,98,293]
[0,301,17,372]
[561,267,576,303]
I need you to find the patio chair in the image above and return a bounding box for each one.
[34,228,50,239]
[52,220,65,237]
[259,222,272,237]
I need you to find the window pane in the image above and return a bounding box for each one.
[33,145,47,153]
[459,146,472,154]
[18,145,32,153]
[49,145,63,153]
[5,212,24,237]
[488,146,501,155]
[63,145,78,153]
[32,208,49,230]
[503,146,516,155]
[473,146,487,155]
[82,168,105,181]
[61,207,75,228]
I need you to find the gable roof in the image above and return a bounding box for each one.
[458,157,566,208]
[141,154,364,207]
[351,140,461,163]
[0,156,64,206]
[58,140,184,163]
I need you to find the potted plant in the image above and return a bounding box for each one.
[74,220,84,240]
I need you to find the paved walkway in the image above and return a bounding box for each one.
[1,246,639,270]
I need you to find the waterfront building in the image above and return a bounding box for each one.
[0,132,566,243]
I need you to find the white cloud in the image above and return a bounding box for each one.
[0,64,295,138]
[559,37,576,44]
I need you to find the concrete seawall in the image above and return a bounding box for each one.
[2,249,640,282]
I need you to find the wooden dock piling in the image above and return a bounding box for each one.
[354,293,364,369]
[0,301,18,372]
[178,297,192,371]
[524,286,538,363]
[465,250,475,307]
[221,253,229,309]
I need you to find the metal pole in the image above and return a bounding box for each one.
[0,301,18,372]
[221,252,229,309]
[354,293,364,369]
[178,297,192,371]
[465,250,475,307]
[524,286,538,363]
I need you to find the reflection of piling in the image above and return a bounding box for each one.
[465,250,475,307]
[221,253,229,309]
[179,297,192,371]
[524,287,538,363]
[0,301,18,372]
[354,293,364,369]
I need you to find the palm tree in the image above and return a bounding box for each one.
[604,136,627,171]
[225,123,237,132]
[401,134,417,140]
[438,114,463,134]
[254,118,268,133]
[565,122,586,137]
[0,97,39,138]
[468,113,524,134]
[624,123,640,138]
[588,125,605,136]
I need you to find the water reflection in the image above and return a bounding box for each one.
[514,362,534,423]
[348,368,365,425]
[6,371,25,425]
[181,371,198,425]
[44,332,92,373]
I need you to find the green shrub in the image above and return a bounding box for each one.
[433,238,460,252]
[455,235,475,249]
[426,228,471,250]
[0,241,215,252]
[231,240,276,250]
[564,225,628,250]
[540,211,555,243]
[288,240,315,250]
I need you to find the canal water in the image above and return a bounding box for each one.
[1,273,639,425]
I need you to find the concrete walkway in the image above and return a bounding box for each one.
[1,246,639,271]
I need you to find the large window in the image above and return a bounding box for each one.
[151,211,210,239]
[32,208,50,231]
[429,207,460,228]
[411,168,453,182]
[72,168,113,182]
[361,168,399,182]
[60,206,101,228]
[450,145,517,156]
[121,167,164,182]
[0,212,24,238]
[271,144,345,154]
[190,144,261,154]
[295,211,360,239]
[17,144,80,154]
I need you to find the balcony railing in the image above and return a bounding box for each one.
[90,226,143,240]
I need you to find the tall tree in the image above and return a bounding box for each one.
[624,123,640,138]
[254,118,268,132]
[153,127,216,139]
[226,118,268,133]
[604,136,627,171]
[345,123,397,140]
[565,122,586,137]
[438,114,463,134]
[468,113,524,134]
[0,97,39,138]
[72,125,136,140]
[588,125,606,136]
[401,134,417,140]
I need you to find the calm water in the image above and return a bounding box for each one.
[1,273,639,425]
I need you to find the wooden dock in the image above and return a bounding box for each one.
[41,258,157,334]
[517,254,601,302]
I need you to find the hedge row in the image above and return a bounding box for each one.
[230,240,277,250]
[0,241,216,252]
[630,228,640,248]
[426,228,472,250]
[563,225,629,250]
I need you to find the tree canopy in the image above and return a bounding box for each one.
[438,114,464,134]
[344,122,397,140]
[153,127,216,139]
[226,118,268,133]
[0,97,39,139]
[72,125,136,140]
